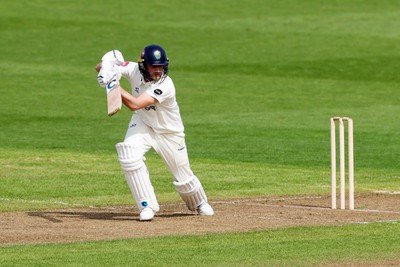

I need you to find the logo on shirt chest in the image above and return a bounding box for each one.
[145,105,157,111]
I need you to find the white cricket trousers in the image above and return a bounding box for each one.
[123,114,193,182]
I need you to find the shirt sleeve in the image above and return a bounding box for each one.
[146,78,175,104]
[118,62,138,80]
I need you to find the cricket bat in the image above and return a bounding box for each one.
[106,78,122,116]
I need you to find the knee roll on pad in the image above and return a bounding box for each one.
[116,142,160,212]
[173,176,208,211]
[116,142,145,171]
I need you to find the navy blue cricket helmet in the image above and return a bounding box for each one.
[138,44,169,82]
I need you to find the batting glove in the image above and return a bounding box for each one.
[101,50,125,65]
[97,63,121,88]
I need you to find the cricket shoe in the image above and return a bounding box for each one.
[139,207,155,221]
[197,203,214,216]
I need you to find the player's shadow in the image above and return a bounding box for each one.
[26,211,194,223]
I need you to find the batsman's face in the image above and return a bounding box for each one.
[147,65,164,82]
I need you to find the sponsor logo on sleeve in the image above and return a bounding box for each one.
[154,89,163,95]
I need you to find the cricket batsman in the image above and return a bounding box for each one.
[96,45,214,221]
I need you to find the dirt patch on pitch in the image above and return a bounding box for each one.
[1,192,400,246]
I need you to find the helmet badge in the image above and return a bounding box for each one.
[153,50,161,60]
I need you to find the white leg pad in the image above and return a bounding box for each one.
[173,176,208,211]
[116,142,159,212]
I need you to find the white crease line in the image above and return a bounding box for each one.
[0,197,81,206]
[212,200,400,215]
[373,190,400,195]
[212,196,322,205]
[2,197,400,216]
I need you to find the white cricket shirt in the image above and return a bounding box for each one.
[118,62,184,134]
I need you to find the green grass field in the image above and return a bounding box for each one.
[1,0,400,266]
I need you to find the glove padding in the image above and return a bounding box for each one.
[97,63,121,88]
[101,50,125,65]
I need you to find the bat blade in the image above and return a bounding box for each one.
[106,81,122,116]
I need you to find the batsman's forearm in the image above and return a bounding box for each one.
[120,86,140,111]
[119,85,158,111]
